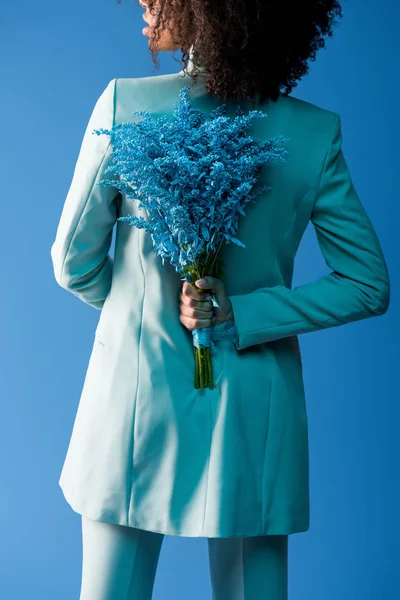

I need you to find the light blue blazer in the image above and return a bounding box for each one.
[51,62,390,538]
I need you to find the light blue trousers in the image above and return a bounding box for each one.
[80,515,288,600]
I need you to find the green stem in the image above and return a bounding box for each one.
[194,341,216,390]
[199,347,204,389]
[194,346,199,388]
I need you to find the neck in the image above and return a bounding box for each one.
[185,43,206,74]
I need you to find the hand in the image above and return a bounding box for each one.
[179,276,235,331]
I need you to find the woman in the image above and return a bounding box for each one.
[51,0,390,598]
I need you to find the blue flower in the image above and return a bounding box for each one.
[94,86,289,280]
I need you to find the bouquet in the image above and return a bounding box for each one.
[93,86,288,389]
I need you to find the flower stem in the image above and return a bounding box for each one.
[193,345,215,390]
[194,346,199,388]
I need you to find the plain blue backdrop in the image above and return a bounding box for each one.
[0,0,398,598]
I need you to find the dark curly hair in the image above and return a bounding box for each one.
[116,0,342,105]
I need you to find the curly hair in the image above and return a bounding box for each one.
[116,0,342,105]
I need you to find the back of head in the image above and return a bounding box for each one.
[127,0,343,104]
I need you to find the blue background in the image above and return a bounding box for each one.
[0,0,398,597]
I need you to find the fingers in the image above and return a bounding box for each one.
[194,276,222,292]
[181,280,211,301]
[180,288,213,306]
[179,313,214,330]
[179,281,214,331]
[180,297,213,316]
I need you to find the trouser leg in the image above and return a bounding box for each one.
[79,514,164,600]
[207,534,288,600]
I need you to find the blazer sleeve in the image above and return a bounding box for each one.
[50,78,120,310]
[228,114,391,351]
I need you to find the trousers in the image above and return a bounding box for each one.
[79,515,288,600]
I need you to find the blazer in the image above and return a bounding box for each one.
[51,64,390,538]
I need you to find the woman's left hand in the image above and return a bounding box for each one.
[179,276,235,332]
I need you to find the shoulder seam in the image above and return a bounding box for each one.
[311,113,340,212]
[288,112,339,210]
[113,78,118,128]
